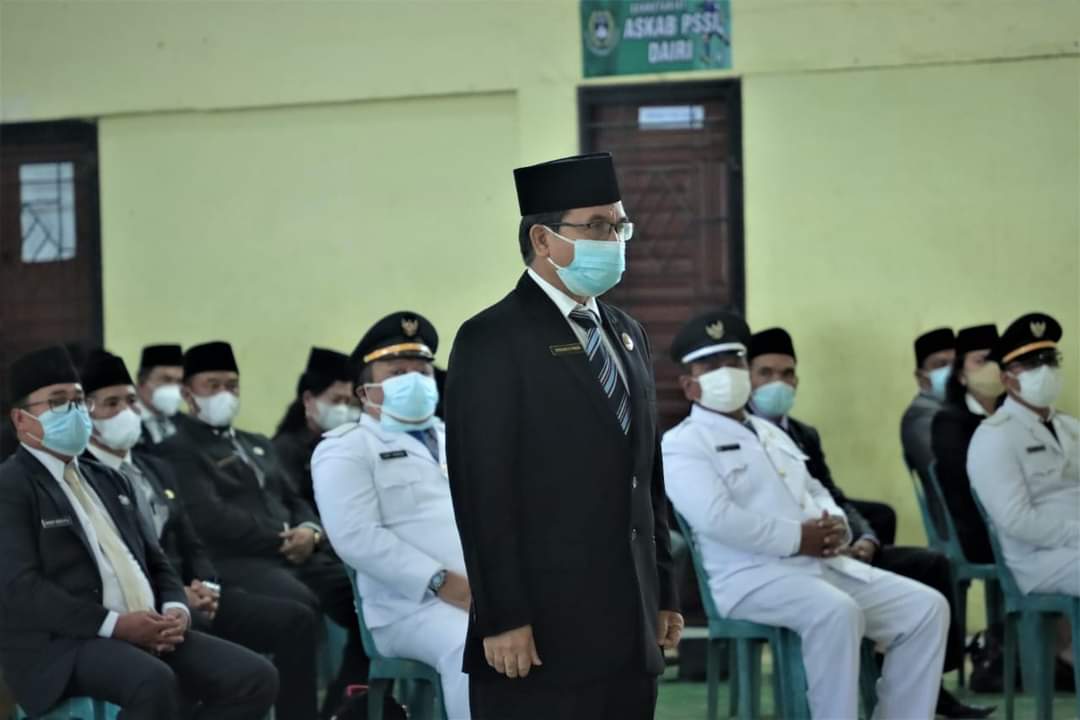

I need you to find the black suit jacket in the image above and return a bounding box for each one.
[0,447,186,715]
[271,427,320,508]
[156,414,318,560]
[773,415,878,544]
[445,273,678,687]
[132,450,219,584]
[931,403,993,563]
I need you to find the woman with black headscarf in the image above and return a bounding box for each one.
[274,347,357,506]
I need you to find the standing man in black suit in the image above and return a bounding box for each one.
[81,349,320,720]
[746,328,994,719]
[156,341,366,718]
[445,152,682,720]
[0,346,277,719]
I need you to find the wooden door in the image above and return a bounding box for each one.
[580,81,744,432]
[0,121,102,456]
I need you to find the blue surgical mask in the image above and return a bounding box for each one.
[367,372,438,432]
[927,366,951,401]
[26,405,93,457]
[547,229,626,298]
[751,381,796,418]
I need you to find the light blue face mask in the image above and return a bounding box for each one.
[26,404,93,457]
[367,372,438,433]
[751,381,796,418]
[927,365,951,401]
[547,229,626,298]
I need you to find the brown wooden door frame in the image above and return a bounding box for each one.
[578,80,745,312]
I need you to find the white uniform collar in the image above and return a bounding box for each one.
[526,267,601,320]
[21,442,78,484]
[1002,394,1056,425]
[86,442,132,471]
[965,393,990,417]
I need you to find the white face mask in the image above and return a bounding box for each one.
[697,366,752,413]
[150,383,183,417]
[312,400,352,431]
[93,408,143,452]
[193,391,240,427]
[1011,365,1062,409]
[347,406,363,423]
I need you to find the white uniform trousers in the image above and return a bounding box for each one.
[1028,549,1080,596]
[728,564,949,719]
[370,601,471,720]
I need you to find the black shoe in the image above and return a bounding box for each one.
[936,687,996,718]
[1056,657,1076,692]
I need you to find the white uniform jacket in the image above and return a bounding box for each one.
[967,395,1080,594]
[663,405,873,615]
[312,413,466,629]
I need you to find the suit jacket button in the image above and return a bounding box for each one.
[631,527,638,540]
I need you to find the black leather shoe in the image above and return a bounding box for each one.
[936,687,997,718]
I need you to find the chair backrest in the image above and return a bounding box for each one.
[910,467,948,553]
[914,461,975,565]
[673,511,723,622]
[971,493,1024,603]
[343,565,386,660]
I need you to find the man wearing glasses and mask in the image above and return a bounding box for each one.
[445,152,681,720]
[0,346,276,719]
[969,313,1078,599]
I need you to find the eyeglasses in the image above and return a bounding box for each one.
[22,397,95,414]
[550,220,634,242]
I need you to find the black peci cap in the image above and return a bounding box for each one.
[139,344,183,373]
[955,325,999,358]
[749,327,796,362]
[183,341,239,381]
[513,153,621,216]
[914,328,955,368]
[9,346,80,401]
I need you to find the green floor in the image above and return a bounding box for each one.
[654,666,1078,719]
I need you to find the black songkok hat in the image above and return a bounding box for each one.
[513,153,621,215]
[81,350,134,395]
[955,325,999,358]
[297,347,352,395]
[914,328,955,368]
[9,346,79,401]
[140,344,183,373]
[749,327,796,362]
[183,341,239,381]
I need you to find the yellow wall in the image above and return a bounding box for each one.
[3,0,1079,626]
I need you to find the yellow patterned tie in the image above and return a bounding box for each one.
[63,465,155,612]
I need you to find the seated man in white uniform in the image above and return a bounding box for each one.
[969,313,1078,666]
[313,311,471,720]
[662,310,949,720]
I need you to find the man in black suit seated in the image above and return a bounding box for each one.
[156,341,366,717]
[746,328,993,719]
[0,346,277,719]
[81,349,319,720]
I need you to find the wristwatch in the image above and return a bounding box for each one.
[428,569,449,595]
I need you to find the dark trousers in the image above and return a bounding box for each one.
[470,671,658,720]
[875,545,964,672]
[193,587,318,720]
[850,498,898,547]
[65,630,277,720]
[216,551,368,717]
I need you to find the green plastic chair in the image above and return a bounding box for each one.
[972,493,1080,720]
[343,567,447,720]
[910,462,1003,686]
[319,615,349,692]
[14,698,109,720]
[674,512,878,719]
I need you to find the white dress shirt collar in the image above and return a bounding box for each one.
[86,442,132,471]
[21,442,75,483]
[526,267,601,319]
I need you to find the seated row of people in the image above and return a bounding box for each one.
[0,341,370,719]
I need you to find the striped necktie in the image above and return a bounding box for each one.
[569,307,631,435]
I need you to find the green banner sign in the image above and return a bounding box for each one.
[581,0,731,78]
